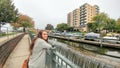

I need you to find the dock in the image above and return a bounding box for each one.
[49,35,120,49]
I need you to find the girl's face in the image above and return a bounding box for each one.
[42,31,48,40]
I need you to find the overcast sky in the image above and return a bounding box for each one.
[13,0,120,29]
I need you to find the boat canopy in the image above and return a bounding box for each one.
[85,32,100,38]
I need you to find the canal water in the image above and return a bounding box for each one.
[49,38,120,64]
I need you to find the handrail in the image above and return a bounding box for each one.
[46,47,79,68]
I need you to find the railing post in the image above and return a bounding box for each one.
[51,47,56,68]
[46,51,50,68]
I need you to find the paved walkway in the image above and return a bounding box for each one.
[3,34,30,68]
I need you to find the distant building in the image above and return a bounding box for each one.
[67,12,73,27]
[73,9,80,29]
[67,3,99,32]
[1,23,13,33]
[80,3,99,31]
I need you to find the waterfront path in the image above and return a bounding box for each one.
[3,34,30,68]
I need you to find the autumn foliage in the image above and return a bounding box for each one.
[11,14,34,28]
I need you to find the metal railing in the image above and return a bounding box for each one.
[28,32,79,68]
[46,47,79,68]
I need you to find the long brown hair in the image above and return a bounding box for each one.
[30,30,48,54]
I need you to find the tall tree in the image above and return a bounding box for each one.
[11,14,34,32]
[87,22,98,32]
[92,12,108,32]
[0,0,19,32]
[104,18,116,32]
[115,18,120,33]
[117,18,120,25]
[45,24,54,30]
[67,27,74,32]
[88,13,118,33]
[56,23,69,32]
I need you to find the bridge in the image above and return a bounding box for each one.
[0,33,120,68]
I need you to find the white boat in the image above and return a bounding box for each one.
[102,36,120,44]
[103,36,118,40]
[84,32,100,41]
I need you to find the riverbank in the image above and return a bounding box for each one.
[49,35,120,49]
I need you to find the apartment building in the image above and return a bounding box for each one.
[67,9,80,29]
[73,9,80,29]
[67,3,99,32]
[67,12,73,27]
[80,3,99,31]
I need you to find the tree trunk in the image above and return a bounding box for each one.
[23,27,26,32]
[0,22,1,34]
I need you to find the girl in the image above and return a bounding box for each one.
[28,30,52,68]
